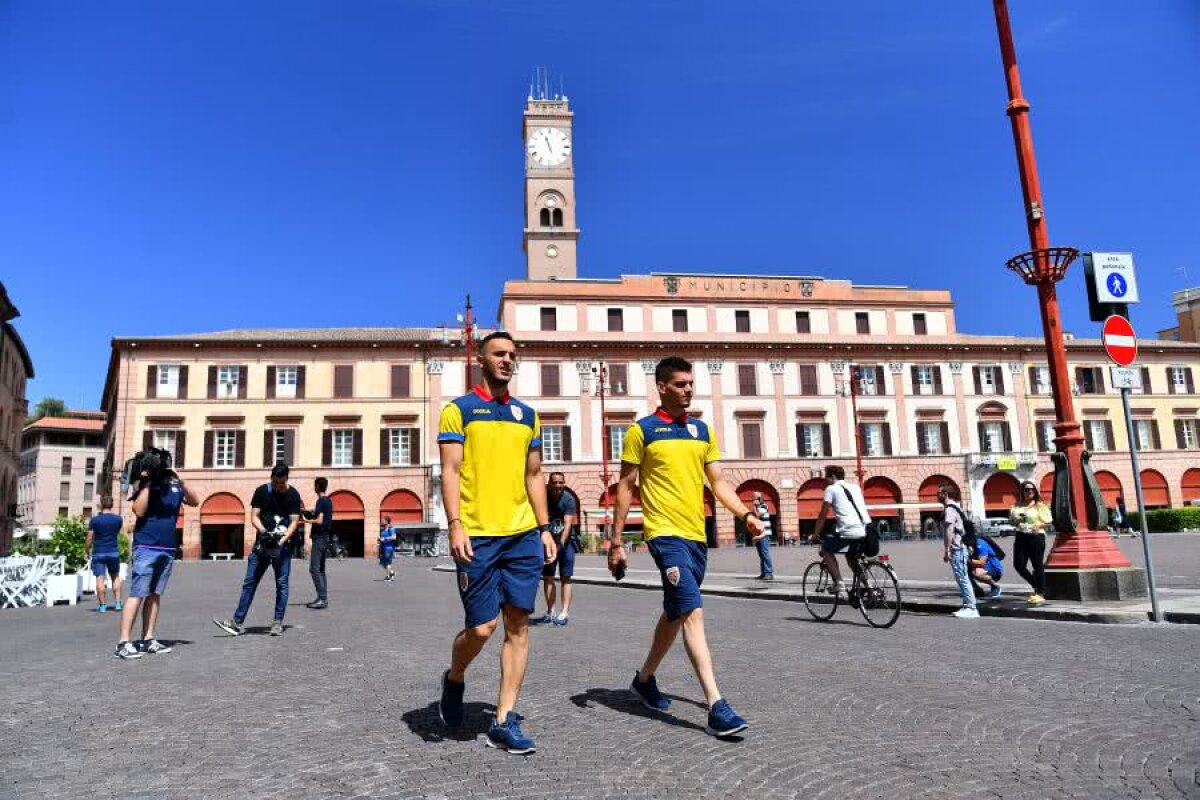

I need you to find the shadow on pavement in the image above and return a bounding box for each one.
[160,639,195,648]
[783,615,863,627]
[569,688,710,735]
[401,701,493,743]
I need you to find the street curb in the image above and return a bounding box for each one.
[430,565,1183,625]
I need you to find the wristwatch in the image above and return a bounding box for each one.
[741,511,754,523]
[537,523,551,534]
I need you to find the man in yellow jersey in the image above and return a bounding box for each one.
[436,331,555,755]
[609,356,762,738]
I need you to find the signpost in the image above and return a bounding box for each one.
[1103,316,1161,621]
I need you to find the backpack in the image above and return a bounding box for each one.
[981,535,1006,561]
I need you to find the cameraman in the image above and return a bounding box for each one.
[114,456,198,660]
[212,463,301,637]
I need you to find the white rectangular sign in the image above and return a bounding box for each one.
[1110,366,1143,390]
[1092,252,1140,304]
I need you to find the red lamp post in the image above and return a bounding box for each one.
[990,0,1140,598]
[595,361,613,544]
[462,295,475,388]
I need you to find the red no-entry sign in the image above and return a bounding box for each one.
[1102,315,1137,367]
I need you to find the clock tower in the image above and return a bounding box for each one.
[523,92,578,281]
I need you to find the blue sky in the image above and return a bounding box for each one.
[2,1,1197,410]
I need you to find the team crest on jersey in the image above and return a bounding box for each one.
[512,406,524,421]
[665,566,681,586]
[686,424,698,438]
[458,572,469,592]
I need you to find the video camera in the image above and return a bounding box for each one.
[253,516,290,555]
[123,447,175,496]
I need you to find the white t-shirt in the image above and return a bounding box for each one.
[823,480,871,538]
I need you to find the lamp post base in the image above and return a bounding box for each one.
[1044,566,1147,603]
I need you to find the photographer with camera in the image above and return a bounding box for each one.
[212,463,302,637]
[114,448,198,660]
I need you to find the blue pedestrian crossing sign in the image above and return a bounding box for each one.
[1091,252,1140,304]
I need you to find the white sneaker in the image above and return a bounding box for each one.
[953,607,980,619]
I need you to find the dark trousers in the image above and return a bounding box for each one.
[234,548,292,623]
[310,533,329,602]
[1012,532,1046,593]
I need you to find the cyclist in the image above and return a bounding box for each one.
[808,465,870,597]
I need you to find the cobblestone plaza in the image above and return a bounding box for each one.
[2,560,1197,799]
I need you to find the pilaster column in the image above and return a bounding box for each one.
[641,359,658,411]
[706,360,727,449]
[1009,361,1031,452]
[889,362,910,454]
[831,360,851,456]
[770,360,790,457]
[577,361,595,459]
[426,359,444,454]
[949,361,970,450]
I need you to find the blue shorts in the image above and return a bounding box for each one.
[820,532,864,556]
[647,536,707,621]
[129,548,174,598]
[379,546,395,567]
[456,530,543,628]
[542,540,576,579]
[91,553,121,578]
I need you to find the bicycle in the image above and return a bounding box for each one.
[801,546,901,628]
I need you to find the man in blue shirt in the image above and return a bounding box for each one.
[115,470,198,660]
[379,516,398,583]
[298,476,334,609]
[86,495,125,613]
[537,472,578,626]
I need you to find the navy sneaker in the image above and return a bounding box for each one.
[113,641,143,660]
[630,671,670,711]
[438,670,465,728]
[533,613,554,625]
[552,614,569,627]
[705,699,748,738]
[486,712,535,754]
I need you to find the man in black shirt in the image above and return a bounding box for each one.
[298,476,334,608]
[213,463,302,637]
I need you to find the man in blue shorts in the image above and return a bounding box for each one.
[437,331,555,755]
[85,495,125,613]
[115,468,198,659]
[379,516,397,583]
[609,356,762,738]
[537,472,578,626]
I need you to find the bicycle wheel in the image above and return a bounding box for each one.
[855,561,901,628]
[801,561,839,621]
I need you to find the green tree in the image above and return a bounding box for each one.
[46,515,89,572]
[32,397,66,420]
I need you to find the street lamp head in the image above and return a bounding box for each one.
[1006,246,1079,286]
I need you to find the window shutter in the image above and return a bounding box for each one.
[178,365,189,399]
[1175,420,1186,449]
[143,430,154,450]
[1103,420,1115,451]
[235,366,246,399]
[939,421,951,454]
[266,366,276,399]
[916,424,927,455]
[203,431,213,468]
[391,365,410,398]
[541,364,560,397]
[296,366,306,399]
[857,423,867,455]
[976,422,986,451]
[910,365,919,394]
[284,430,295,466]
[147,366,158,399]
[322,430,332,466]
[881,423,892,456]
[875,366,887,395]
[334,365,353,399]
[1188,368,1195,395]
[1001,422,1013,452]
[263,429,273,467]
[560,429,572,462]
[822,424,833,457]
[933,366,943,395]
[409,428,421,465]
[799,365,818,396]
[1036,421,1048,452]
[1168,370,1177,395]
[994,367,1006,395]
[175,431,186,468]
[234,430,245,468]
[1027,366,1036,394]
[973,367,982,395]
[380,428,391,466]
[1151,420,1161,449]
[794,423,804,455]
[1140,367,1152,394]
[1074,367,1085,390]
[743,424,762,459]
[352,429,363,466]
[207,366,217,399]
[1083,423,1095,451]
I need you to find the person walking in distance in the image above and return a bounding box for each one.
[808,466,869,598]
[298,476,333,609]
[212,463,302,637]
[610,356,762,739]
[1009,481,1051,606]
[86,495,125,613]
[436,332,556,755]
[379,516,398,583]
[114,470,198,659]
[751,491,774,581]
[938,484,979,619]
[537,472,579,626]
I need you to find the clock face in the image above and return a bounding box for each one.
[527,127,571,167]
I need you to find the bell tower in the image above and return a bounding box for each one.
[523,74,578,281]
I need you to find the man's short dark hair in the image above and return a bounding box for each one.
[271,463,290,479]
[100,495,114,509]
[655,356,693,385]
[940,483,962,502]
[480,331,515,352]
[824,465,845,481]
[548,471,566,482]
[314,477,328,493]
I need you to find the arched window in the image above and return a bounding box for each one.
[539,208,551,226]
[552,208,563,227]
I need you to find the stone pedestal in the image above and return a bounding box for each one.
[1044,566,1147,602]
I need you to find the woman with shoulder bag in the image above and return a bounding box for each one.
[1009,481,1052,607]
